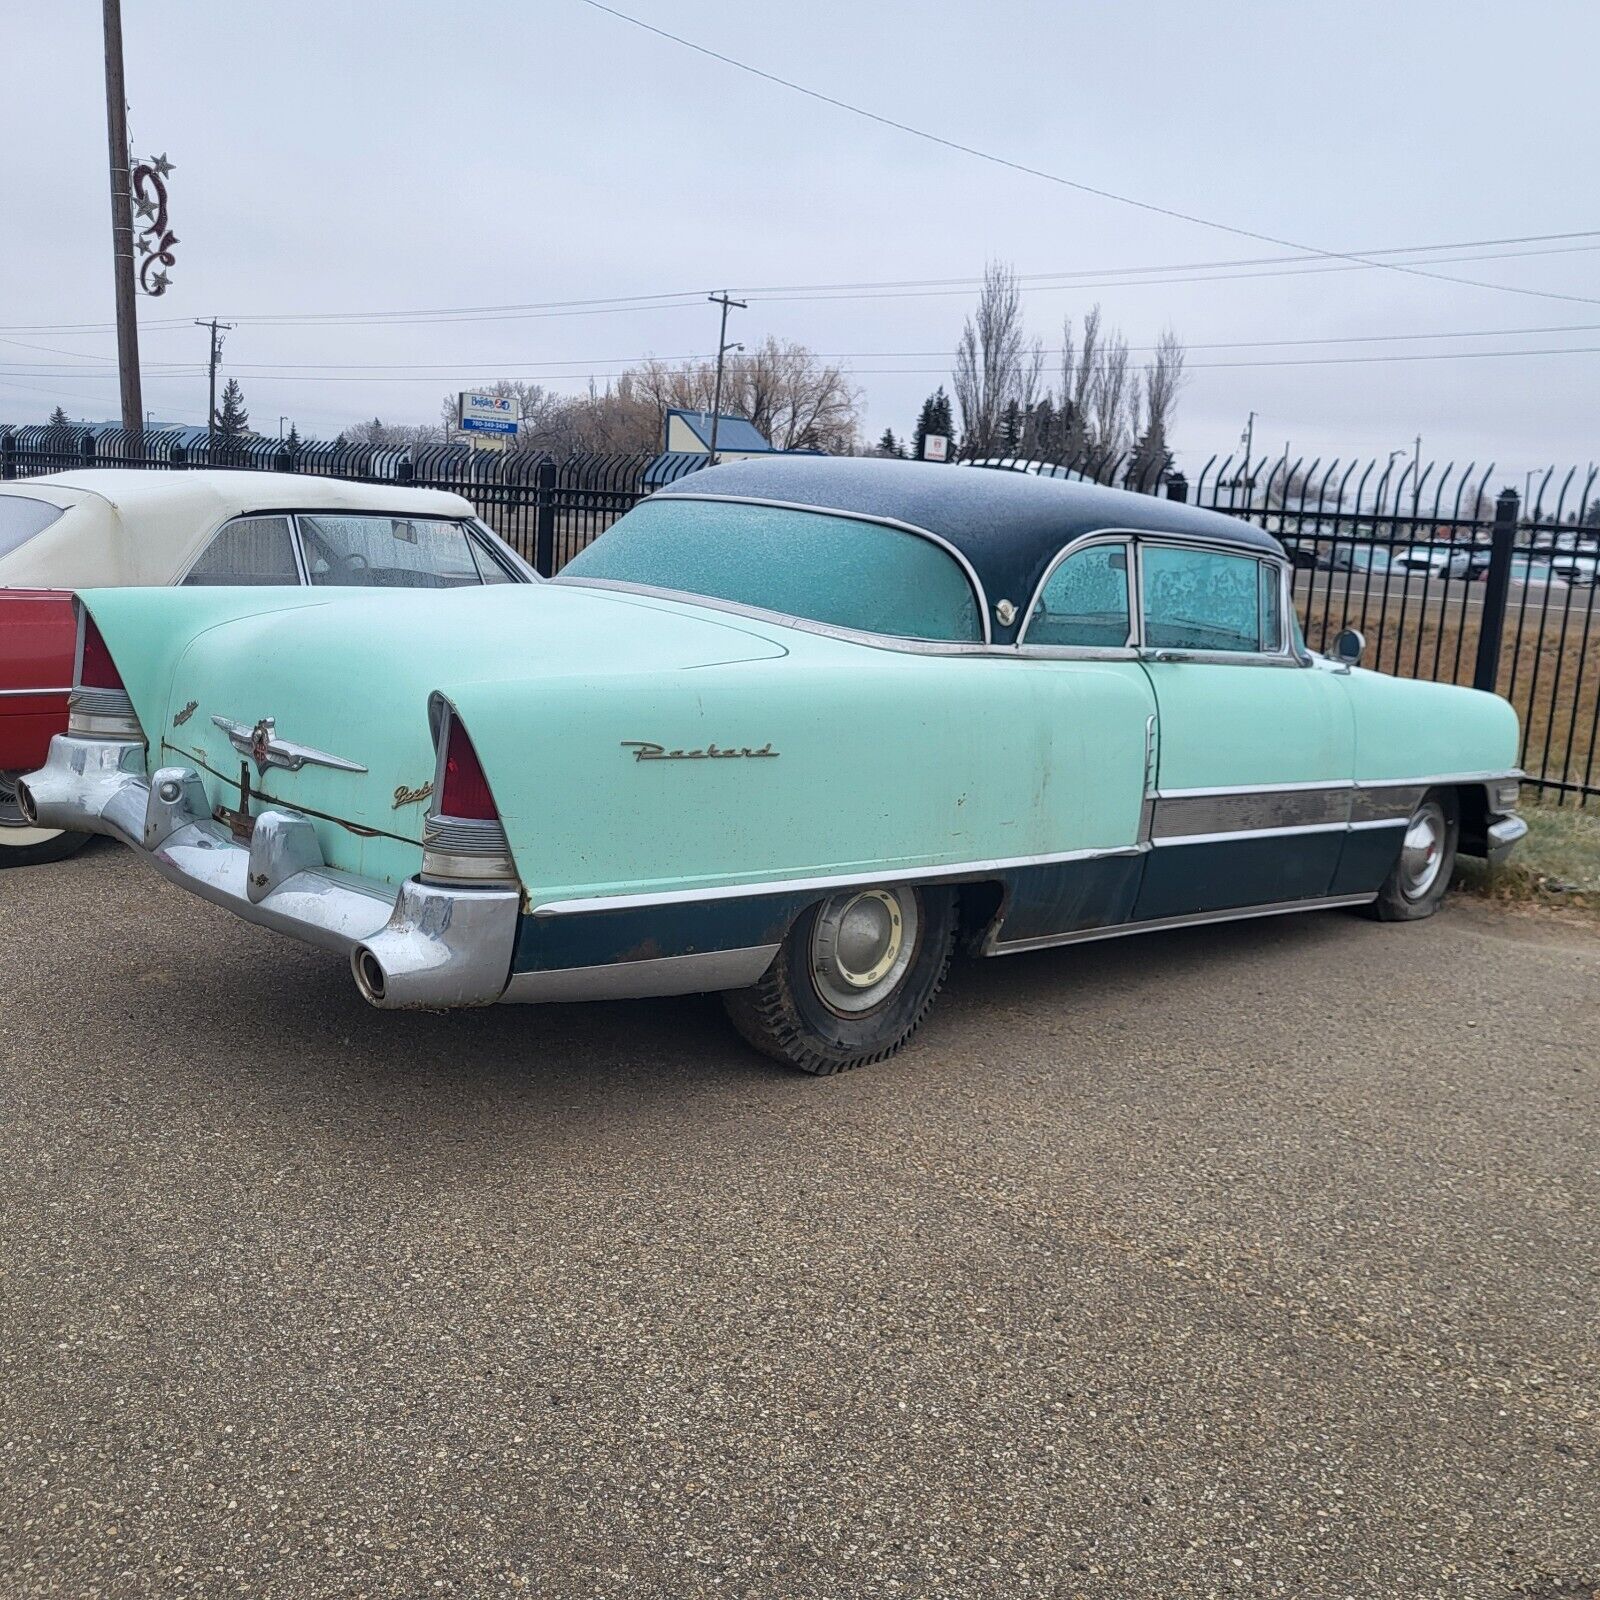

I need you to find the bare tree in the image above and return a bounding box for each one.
[437,340,862,458]
[953,261,1026,455]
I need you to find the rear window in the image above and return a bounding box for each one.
[0,495,66,560]
[559,498,983,643]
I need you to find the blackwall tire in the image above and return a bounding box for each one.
[723,884,958,1074]
[1364,787,1459,922]
[0,826,92,869]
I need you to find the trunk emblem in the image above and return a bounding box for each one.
[212,714,368,776]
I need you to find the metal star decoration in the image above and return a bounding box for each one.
[130,154,178,297]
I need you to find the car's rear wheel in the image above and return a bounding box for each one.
[1365,788,1458,921]
[723,884,957,1074]
[0,771,91,869]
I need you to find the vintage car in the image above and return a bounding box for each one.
[0,469,530,867]
[22,457,1526,1073]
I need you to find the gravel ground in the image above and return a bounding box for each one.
[1,844,1597,1599]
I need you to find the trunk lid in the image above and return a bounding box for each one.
[84,583,787,886]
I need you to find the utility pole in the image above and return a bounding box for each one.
[1412,433,1422,526]
[705,291,746,465]
[102,0,142,441]
[1240,410,1256,498]
[196,317,235,447]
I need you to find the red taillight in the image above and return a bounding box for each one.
[440,719,497,820]
[80,615,125,691]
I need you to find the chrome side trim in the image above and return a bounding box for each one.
[637,491,994,645]
[1155,770,1522,798]
[1347,817,1410,832]
[989,894,1378,956]
[1149,821,1351,848]
[0,685,71,698]
[501,945,780,1004]
[1151,786,1352,839]
[529,844,1146,919]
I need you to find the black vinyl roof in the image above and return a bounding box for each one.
[656,456,1284,643]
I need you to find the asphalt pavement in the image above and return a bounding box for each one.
[2,843,1597,1599]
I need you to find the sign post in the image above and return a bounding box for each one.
[922,434,950,463]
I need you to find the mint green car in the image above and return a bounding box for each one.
[22,458,1526,1073]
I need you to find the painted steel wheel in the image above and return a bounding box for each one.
[1367,787,1458,922]
[724,884,958,1074]
[0,771,91,870]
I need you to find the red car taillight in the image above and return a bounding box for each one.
[420,712,517,887]
[68,609,144,741]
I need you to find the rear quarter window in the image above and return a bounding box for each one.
[559,498,983,643]
[0,495,66,560]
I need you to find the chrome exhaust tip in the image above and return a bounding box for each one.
[15,779,39,826]
[352,946,388,1006]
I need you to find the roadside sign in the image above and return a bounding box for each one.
[458,392,519,437]
[923,434,949,462]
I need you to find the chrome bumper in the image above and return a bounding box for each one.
[1486,814,1529,867]
[20,734,520,1010]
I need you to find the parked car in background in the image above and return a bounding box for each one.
[1393,544,1455,578]
[0,470,531,867]
[24,458,1526,1073]
[1322,543,1393,574]
[1549,552,1600,587]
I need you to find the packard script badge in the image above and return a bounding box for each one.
[621,741,778,762]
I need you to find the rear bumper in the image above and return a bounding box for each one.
[19,733,520,1009]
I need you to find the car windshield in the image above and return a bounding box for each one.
[0,494,67,560]
[298,514,505,588]
[559,498,984,642]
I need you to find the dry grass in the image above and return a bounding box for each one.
[1300,576,1600,798]
[1455,800,1600,914]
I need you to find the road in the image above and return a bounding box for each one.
[2,845,1597,1599]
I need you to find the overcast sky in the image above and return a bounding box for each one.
[3,0,1595,486]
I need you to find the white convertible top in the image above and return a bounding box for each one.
[0,470,479,588]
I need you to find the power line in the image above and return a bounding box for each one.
[26,343,1581,382]
[576,0,1600,310]
[4,232,1598,338]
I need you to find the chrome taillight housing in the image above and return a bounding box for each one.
[68,608,144,742]
[419,705,517,887]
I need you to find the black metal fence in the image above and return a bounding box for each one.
[3,426,1596,805]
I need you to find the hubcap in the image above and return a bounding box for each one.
[1399,799,1448,901]
[809,888,920,1015]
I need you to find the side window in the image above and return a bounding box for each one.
[1026,542,1132,648]
[1142,545,1278,654]
[181,517,299,586]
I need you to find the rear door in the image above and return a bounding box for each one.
[1134,541,1357,921]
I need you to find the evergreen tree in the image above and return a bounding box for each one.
[215,378,250,440]
[48,405,70,428]
[911,386,955,461]
[1028,396,1057,458]
[875,428,904,458]
[1000,399,1022,453]
[284,423,302,453]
